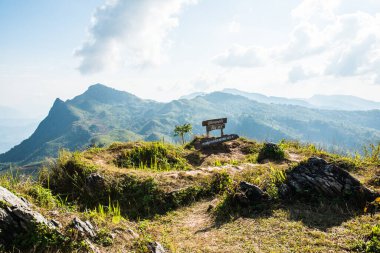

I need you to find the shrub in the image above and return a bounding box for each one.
[355,225,380,252]
[27,185,57,208]
[257,143,285,163]
[41,150,97,201]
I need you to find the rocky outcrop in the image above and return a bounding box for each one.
[147,241,166,253]
[71,217,97,238]
[236,181,270,206]
[0,186,54,244]
[279,157,379,206]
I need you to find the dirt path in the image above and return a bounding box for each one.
[147,200,263,253]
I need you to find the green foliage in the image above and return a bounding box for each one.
[363,142,380,164]
[40,150,98,202]
[209,170,233,195]
[174,123,192,144]
[257,143,285,163]
[6,223,90,252]
[95,228,114,247]
[266,166,286,199]
[355,225,380,253]
[115,142,190,171]
[27,184,57,208]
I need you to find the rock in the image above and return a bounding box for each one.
[126,228,139,238]
[236,181,270,205]
[86,173,104,186]
[279,157,379,206]
[50,219,62,228]
[0,186,30,208]
[0,186,54,246]
[71,217,97,238]
[85,238,101,253]
[147,241,166,253]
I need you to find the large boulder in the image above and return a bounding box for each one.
[0,186,54,244]
[236,181,270,206]
[279,157,379,206]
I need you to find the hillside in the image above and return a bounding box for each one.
[1,84,380,165]
[1,138,379,252]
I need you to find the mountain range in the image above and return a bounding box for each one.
[182,88,380,111]
[1,83,380,165]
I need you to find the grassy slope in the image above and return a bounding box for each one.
[1,139,380,252]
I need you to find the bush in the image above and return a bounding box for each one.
[355,225,380,252]
[257,143,285,163]
[27,185,57,208]
[115,142,190,170]
[41,150,97,201]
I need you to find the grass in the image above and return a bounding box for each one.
[113,141,190,171]
[2,138,380,252]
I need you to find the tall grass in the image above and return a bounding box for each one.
[115,142,190,171]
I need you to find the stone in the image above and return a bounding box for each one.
[279,157,379,207]
[50,219,62,228]
[126,228,139,238]
[147,241,166,253]
[0,186,54,246]
[236,181,270,205]
[71,217,97,238]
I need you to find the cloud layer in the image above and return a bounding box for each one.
[76,0,195,74]
[213,0,380,85]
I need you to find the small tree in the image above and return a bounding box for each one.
[174,123,192,144]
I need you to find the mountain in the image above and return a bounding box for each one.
[308,94,380,111]
[179,92,207,100]
[221,88,312,107]
[1,83,380,164]
[219,88,380,111]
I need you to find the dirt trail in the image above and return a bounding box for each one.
[149,200,263,253]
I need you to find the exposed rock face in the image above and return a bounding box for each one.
[71,217,97,238]
[0,186,53,244]
[279,157,379,206]
[236,181,270,205]
[147,241,166,253]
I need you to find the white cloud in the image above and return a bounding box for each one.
[75,0,196,74]
[213,44,266,68]
[227,20,241,33]
[288,66,314,83]
[325,35,377,76]
[281,22,325,60]
[213,0,380,86]
[291,0,341,22]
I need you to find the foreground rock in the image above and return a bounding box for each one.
[236,181,270,206]
[147,241,166,253]
[0,186,54,245]
[71,217,97,238]
[279,157,379,206]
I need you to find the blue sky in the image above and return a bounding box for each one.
[1,0,380,118]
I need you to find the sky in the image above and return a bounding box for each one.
[1,0,380,118]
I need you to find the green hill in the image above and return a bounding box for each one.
[1,138,379,252]
[1,83,380,165]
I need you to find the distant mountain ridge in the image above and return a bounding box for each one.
[1,83,380,165]
[180,88,380,111]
